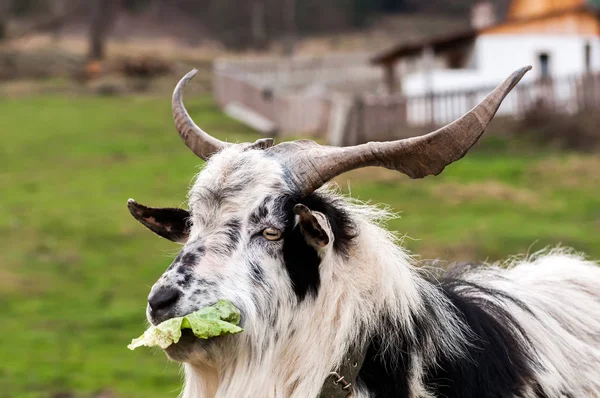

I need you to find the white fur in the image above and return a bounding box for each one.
[144,146,600,398]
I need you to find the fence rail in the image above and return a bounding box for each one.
[213,55,600,145]
[404,73,600,127]
[333,73,600,145]
[213,71,331,135]
[214,52,383,91]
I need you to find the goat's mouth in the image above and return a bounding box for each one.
[141,300,243,362]
[164,329,203,361]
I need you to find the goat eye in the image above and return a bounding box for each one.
[262,228,282,241]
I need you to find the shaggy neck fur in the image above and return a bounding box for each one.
[180,195,469,398]
[179,191,600,398]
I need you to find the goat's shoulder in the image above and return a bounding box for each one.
[357,262,539,398]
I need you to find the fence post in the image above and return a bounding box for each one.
[341,95,364,146]
[355,95,365,144]
[467,90,476,111]
[427,91,435,128]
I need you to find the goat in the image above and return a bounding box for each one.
[127,66,600,398]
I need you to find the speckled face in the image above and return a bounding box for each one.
[143,147,291,326]
[131,145,353,363]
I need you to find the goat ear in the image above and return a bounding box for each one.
[127,199,190,243]
[293,204,331,249]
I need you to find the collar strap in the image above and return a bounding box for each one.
[318,344,367,398]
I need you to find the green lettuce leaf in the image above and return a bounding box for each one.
[127,300,243,350]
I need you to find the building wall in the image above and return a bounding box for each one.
[400,33,600,125]
[476,33,600,80]
[473,6,600,82]
[402,33,600,96]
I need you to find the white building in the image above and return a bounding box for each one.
[371,0,600,125]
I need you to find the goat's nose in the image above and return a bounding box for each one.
[148,287,181,312]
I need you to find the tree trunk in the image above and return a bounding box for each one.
[251,0,267,50]
[0,0,9,42]
[50,0,67,42]
[282,0,296,56]
[88,0,121,60]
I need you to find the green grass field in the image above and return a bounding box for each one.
[1,93,599,398]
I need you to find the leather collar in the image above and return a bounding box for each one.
[318,344,368,398]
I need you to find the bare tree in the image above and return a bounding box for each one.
[0,0,80,42]
[251,0,267,50]
[282,0,296,56]
[88,0,121,60]
[0,0,8,41]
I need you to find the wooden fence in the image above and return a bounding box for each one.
[339,73,600,145]
[213,55,600,145]
[403,73,600,127]
[213,52,380,90]
[213,52,385,137]
[213,71,331,135]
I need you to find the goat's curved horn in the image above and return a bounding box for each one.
[271,66,531,197]
[172,69,232,160]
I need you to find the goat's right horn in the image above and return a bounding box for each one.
[270,66,531,197]
[172,69,232,161]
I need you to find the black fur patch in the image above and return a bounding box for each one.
[358,271,538,398]
[198,182,246,206]
[167,252,183,271]
[280,192,357,301]
[221,218,241,253]
[177,273,194,288]
[292,193,356,256]
[249,260,265,285]
[282,221,321,301]
[177,264,189,274]
[197,279,216,287]
[180,252,198,267]
[249,199,270,226]
[423,277,538,398]
[357,314,414,397]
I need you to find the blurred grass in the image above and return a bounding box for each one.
[1,93,599,397]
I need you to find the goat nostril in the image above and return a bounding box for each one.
[148,287,181,311]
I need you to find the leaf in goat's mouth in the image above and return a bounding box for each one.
[127,300,243,350]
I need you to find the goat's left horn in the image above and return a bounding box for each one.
[172,69,232,160]
[270,66,531,197]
